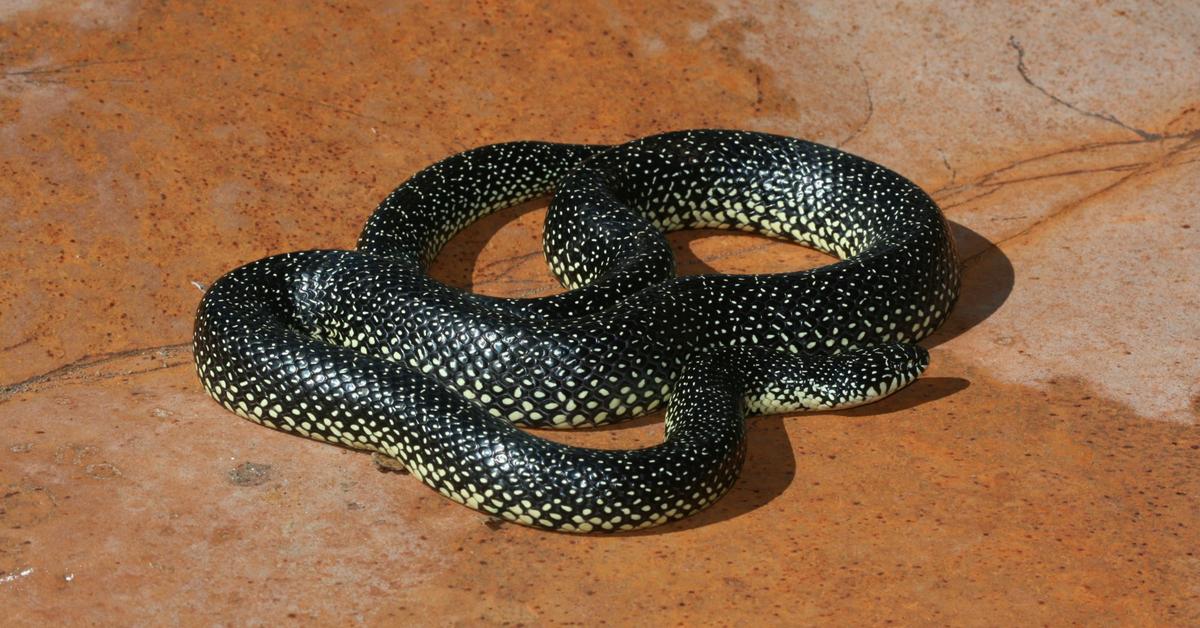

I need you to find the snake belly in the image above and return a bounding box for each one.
[193,129,960,532]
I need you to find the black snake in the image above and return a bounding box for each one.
[193,129,960,532]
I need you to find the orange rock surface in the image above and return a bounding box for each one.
[2,1,1197,624]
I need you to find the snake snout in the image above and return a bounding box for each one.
[739,342,931,414]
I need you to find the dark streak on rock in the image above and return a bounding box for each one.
[0,336,36,353]
[963,170,1142,266]
[837,60,874,148]
[950,129,1200,266]
[257,87,394,127]
[2,55,176,76]
[1008,36,1162,141]
[940,163,1145,211]
[1,55,188,87]
[938,149,956,184]
[0,342,192,401]
[934,136,1154,199]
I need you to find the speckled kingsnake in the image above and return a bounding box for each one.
[194,129,960,532]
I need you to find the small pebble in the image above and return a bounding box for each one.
[228,462,272,486]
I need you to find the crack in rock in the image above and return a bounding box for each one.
[1008,36,1162,141]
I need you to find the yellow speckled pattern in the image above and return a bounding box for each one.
[1,0,1197,624]
[192,131,950,531]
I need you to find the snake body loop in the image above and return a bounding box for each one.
[194,129,959,532]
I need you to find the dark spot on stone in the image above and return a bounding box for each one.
[484,517,506,531]
[227,462,272,486]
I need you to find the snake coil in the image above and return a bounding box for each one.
[194,129,959,532]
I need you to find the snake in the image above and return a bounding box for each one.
[193,129,960,532]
